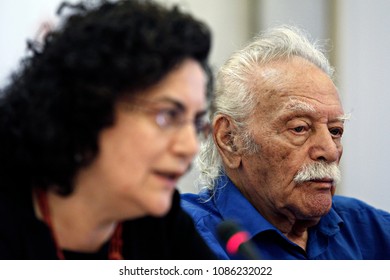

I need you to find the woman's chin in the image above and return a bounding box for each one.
[147,196,174,217]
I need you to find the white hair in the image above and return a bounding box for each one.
[196,25,335,191]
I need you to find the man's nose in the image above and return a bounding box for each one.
[308,127,341,163]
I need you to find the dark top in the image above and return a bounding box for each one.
[182,173,390,260]
[0,189,215,260]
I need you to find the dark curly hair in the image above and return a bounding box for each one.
[0,0,212,195]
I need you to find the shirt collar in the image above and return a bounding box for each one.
[212,173,277,238]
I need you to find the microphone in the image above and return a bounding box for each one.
[217,220,261,260]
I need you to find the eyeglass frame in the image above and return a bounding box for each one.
[118,98,211,141]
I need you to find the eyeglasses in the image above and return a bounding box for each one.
[120,99,211,141]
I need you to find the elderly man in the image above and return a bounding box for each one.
[182,25,390,259]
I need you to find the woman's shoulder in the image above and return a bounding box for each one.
[120,190,216,259]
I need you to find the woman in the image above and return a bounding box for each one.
[0,0,215,259]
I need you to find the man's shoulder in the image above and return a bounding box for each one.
[181,192,229,259]
[329,195,390,259]
[181,192,222,224]
[181,192,210,208]
[181,192,213,216]
[332,195,367,209]
[332,195,390,220]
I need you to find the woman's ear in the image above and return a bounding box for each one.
[213,115,242,169]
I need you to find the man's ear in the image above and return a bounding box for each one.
[213,115,242,169]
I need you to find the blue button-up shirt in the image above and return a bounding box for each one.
[181,174,390,259]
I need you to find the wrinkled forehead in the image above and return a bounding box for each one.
[280,97,348,121]
[250,83,346,125]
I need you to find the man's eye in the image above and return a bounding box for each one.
[292,126,307,133]
[329,127,343,137]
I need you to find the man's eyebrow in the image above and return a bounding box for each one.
[284,100,316,113]
[283,99,351,122]
[336,113,351,122]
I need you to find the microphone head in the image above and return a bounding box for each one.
[217,220,242,240]
[217,220,261,259]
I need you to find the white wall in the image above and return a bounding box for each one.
[336,0,390,212]
[257,0,329,40]
[0,0,81,87]
[157,0,254,70]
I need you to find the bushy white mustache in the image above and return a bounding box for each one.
[293,161,341,185]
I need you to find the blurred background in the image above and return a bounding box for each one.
[1,0,389,212]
